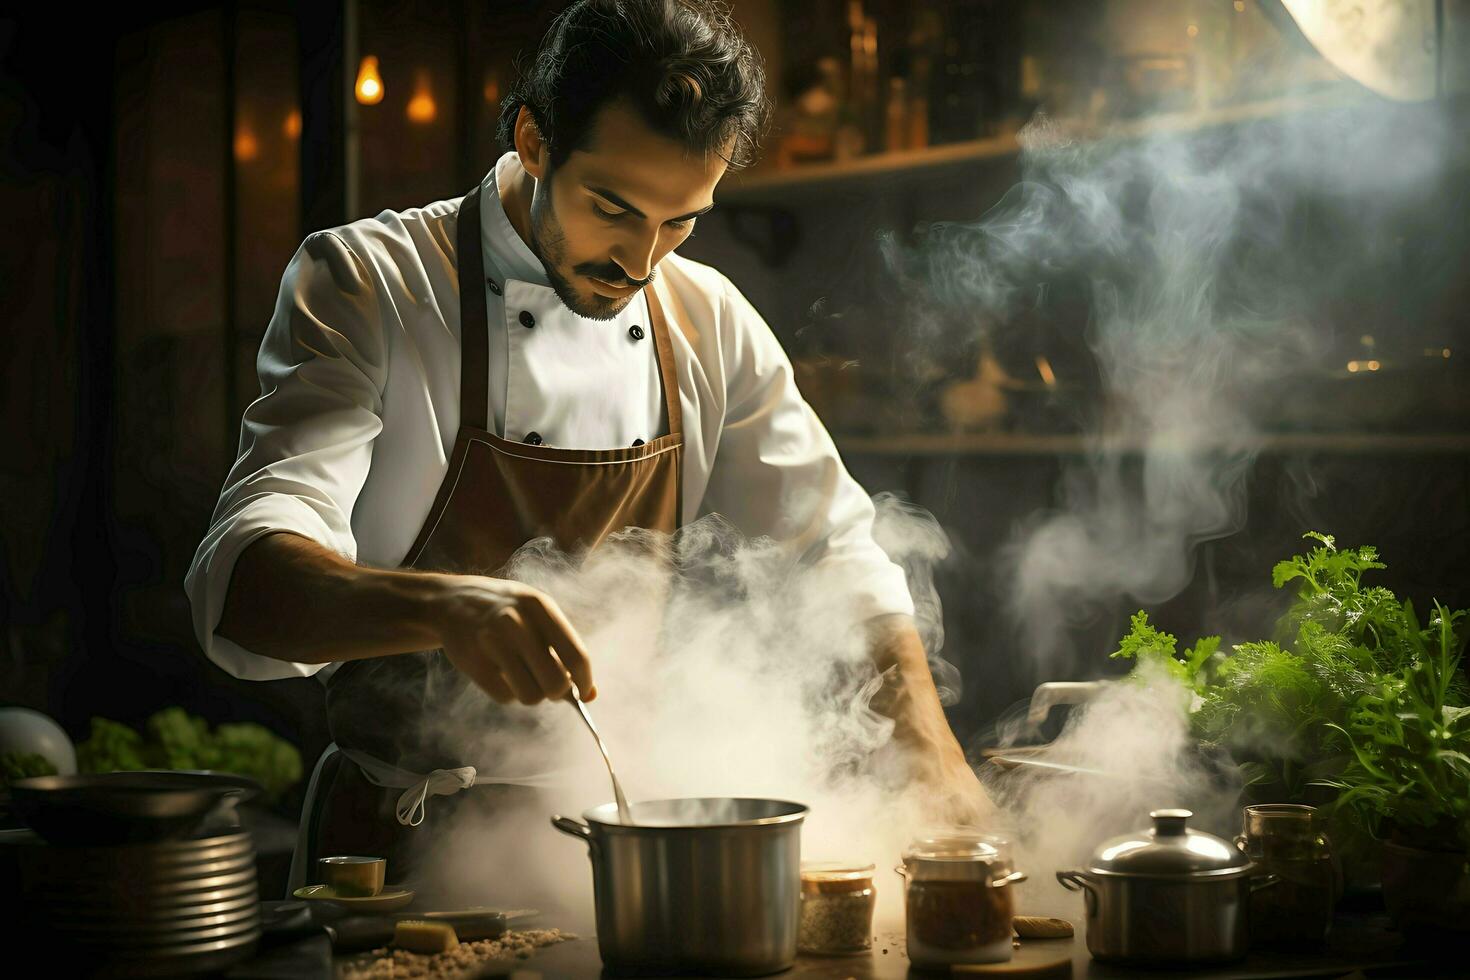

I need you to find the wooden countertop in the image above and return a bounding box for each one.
[433,913,1439,979]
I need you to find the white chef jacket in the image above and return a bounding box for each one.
[185,151,914,683]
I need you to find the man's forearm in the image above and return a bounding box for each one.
[866,613,994,821]
[866,613,968,756]
[215,531,444,665]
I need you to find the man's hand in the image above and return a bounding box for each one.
[217,532,594,705]
[901,722,996,828]
[866,614,997,827]
[429,574,595,706]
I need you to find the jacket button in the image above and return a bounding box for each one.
[632,438,645,447]
[628,324,645,341]
[523,431,543,445]
[486,278,502,296]
[519,310,535,329]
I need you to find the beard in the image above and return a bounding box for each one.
[528,175,655,321]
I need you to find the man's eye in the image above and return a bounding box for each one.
[593,203,625,220]
[669,218,695,230]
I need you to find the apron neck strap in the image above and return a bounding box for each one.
[644,284,684,439]
[456,183,491,431]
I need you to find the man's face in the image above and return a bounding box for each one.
[521,100,729,320]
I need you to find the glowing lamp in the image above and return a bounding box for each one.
[407,71,437,124]
[356,56,384,105]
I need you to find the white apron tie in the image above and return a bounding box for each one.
[338,747,572,826]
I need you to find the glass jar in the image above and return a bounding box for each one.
[1235,804,1338,950]
[900,834,1026,969]
[798,862,876,955]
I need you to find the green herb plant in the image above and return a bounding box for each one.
[1110,533,1469,850]
[1321,600,1470,852]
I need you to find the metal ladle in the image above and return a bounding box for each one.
[567,680,633,825]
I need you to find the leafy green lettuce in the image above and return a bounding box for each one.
[75,708,302,803]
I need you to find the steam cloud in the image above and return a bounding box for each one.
[406,499,963,930]
[883,96,1453,675]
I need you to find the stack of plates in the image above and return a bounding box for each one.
[16,829,261,977]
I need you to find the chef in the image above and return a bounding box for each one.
[186,0,990,879]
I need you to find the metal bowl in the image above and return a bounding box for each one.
[10,771,259,844]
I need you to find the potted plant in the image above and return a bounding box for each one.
[1321,600,1470,935]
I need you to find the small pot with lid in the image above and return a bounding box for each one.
[1057,809,1278,966]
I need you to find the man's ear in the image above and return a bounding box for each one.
[515,105,549,180]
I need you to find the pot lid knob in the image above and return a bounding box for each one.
[1150,809,1192,836]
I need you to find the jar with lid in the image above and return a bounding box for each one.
[1234,804,1338,949]
[798,862,875,955]
[899,834,1026,969]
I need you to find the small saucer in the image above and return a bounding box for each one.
[292,884,415,911]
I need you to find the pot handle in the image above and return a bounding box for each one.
[1055,870,1094,895]
[1056,869,1098,915]
[990,870,1028,888]
[1058,875,1093,899]
[1249,873,1280,893]
[551,815,593,850]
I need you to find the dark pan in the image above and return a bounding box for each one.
[52,905,262,939]
[10,771,260,844]
[39,879,261,912]
[40,831,255,868]
[34,865,260,898]
[45,890,262,922]
[65,918,262,949]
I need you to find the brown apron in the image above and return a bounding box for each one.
[313,181,683,881]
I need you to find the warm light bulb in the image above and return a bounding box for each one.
[407,70,436,124]
[284,109,301,140]
[1366,360,1381,372]
[234,125,259,162]
[356,56,384,106]
[1347,361,1360,373]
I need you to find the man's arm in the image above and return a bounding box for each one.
[867,614,994,825]
[187,230,591,704]
[698,274,992,820]
[216,531,595,705]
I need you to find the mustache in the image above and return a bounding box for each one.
[573,262,654,289]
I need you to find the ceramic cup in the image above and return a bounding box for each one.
[318,855,386,897]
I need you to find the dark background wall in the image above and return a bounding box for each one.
[4,2,1468,820]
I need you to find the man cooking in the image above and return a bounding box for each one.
[186,0,989,880]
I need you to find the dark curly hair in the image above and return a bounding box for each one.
[496,0,770,173]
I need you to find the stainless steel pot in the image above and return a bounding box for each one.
[552,797,807,977]
[1057,809,1278,966]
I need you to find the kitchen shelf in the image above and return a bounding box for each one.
[834,431,1470,457]
[717,89,1367,202]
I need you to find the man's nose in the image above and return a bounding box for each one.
[611,226,660,283]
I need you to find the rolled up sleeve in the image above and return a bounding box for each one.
[185,230,387,681]
[699,277,915,623]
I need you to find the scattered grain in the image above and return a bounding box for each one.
[337,927,571,980]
